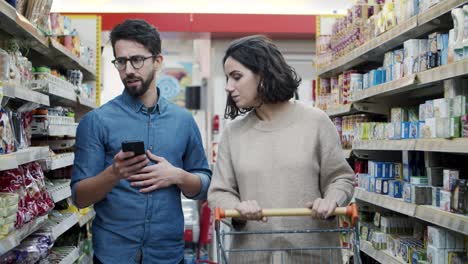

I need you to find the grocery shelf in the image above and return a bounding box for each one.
[355,188,417,216]
[0,146,49,171]
[351,75,416,102]
[355,188,468,235]
[353,140,416,151]
[352,58,468,103]
[3,84,50,106]
[317,0,467,78]
[48,40,96,81]
[0,215,48,255]
[415,206,468,235]
[77,97,97,109]
[46,153,75,171]
[353,138,468,153]
[0,1,49,53]
[39,213,79,240]
[325,104,353,117]
[78,209,96,227]
[47,124,78,137]
[360,241,404,264]
[47,180,72,203]
[0,2,96,80]
[48,246,80,264]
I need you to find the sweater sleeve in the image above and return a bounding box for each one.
[318,111,355,206]
[208,126,241,209]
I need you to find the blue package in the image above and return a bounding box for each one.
[441,33,449,65]
[401,122,411,139]
[375,162,384,178]
[409,121,419,139]
[389,180,403,198]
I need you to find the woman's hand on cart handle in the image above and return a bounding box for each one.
[306,198,337,220]
[235,200,268,222]
[215,204,359,226]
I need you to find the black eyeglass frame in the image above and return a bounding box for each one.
[111,55,157,70]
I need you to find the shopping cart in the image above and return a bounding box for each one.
[214,204,361,264]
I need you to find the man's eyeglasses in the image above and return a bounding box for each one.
[112,55,156,70]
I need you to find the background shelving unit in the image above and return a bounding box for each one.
[0,2,99,262]
[316,1,468,262]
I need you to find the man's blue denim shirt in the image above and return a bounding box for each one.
[71,88,212,264]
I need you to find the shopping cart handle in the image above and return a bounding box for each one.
[215,203,359,226]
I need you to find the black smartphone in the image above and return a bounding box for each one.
[121,140,145,156]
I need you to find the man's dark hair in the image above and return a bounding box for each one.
[223,35,301,120]
[110,19,161,56]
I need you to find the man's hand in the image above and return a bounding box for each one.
[306,198,337,220]
[235,200,267,222]
[127,150,183,193]
[112,151,149,180]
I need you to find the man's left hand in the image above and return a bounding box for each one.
[127,150,182,193]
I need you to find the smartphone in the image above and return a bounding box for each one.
[121,140,145,156]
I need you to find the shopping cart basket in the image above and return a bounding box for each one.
[214,204,361,264]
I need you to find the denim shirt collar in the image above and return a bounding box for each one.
[121,87,168,114]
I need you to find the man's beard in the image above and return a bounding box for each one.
[124,73,155,97]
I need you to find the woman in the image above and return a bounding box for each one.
[207,35,355,263]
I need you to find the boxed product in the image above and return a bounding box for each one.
[439,190,452,212]
[358,174,371,190]
[427,247,466,264]
[394,163,403,180]
[402,122,411,139]
[440,33,449,66]
[391,107,407,123]
[419,39,429,72]
[411,185,432,205]
[383,162,394,178]
[432,187,441,207]
[408,107,419,122]
[372,232,387,250]
[393,122,402,139]
[433,98,449,118]
[421,118,436,138]
[462,115,468,137]
[451,95,466,117]
[404,39,420,76]
[426,167,444,186]
[409,121,420,139]
[376,178,390,194]
[425,100,435,119]
[412,249,427,264]
[419,103,426,121]
[402,151,411,182]
[393,63,403,80]
[451,179,468,214]
[389,180,404,198]
[436,117,461,138]
[410,176,429,185]
[428,226,465,249]
[443,169,459,191]
[403,182,412,203]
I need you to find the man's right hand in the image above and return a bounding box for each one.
[112,151,149,180]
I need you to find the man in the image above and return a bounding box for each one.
[71,19,211,264]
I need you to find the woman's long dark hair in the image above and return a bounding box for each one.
[223,35,301,119]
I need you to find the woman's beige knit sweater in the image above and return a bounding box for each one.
[208,101,355,263]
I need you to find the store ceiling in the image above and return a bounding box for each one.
[51,0,351,15]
